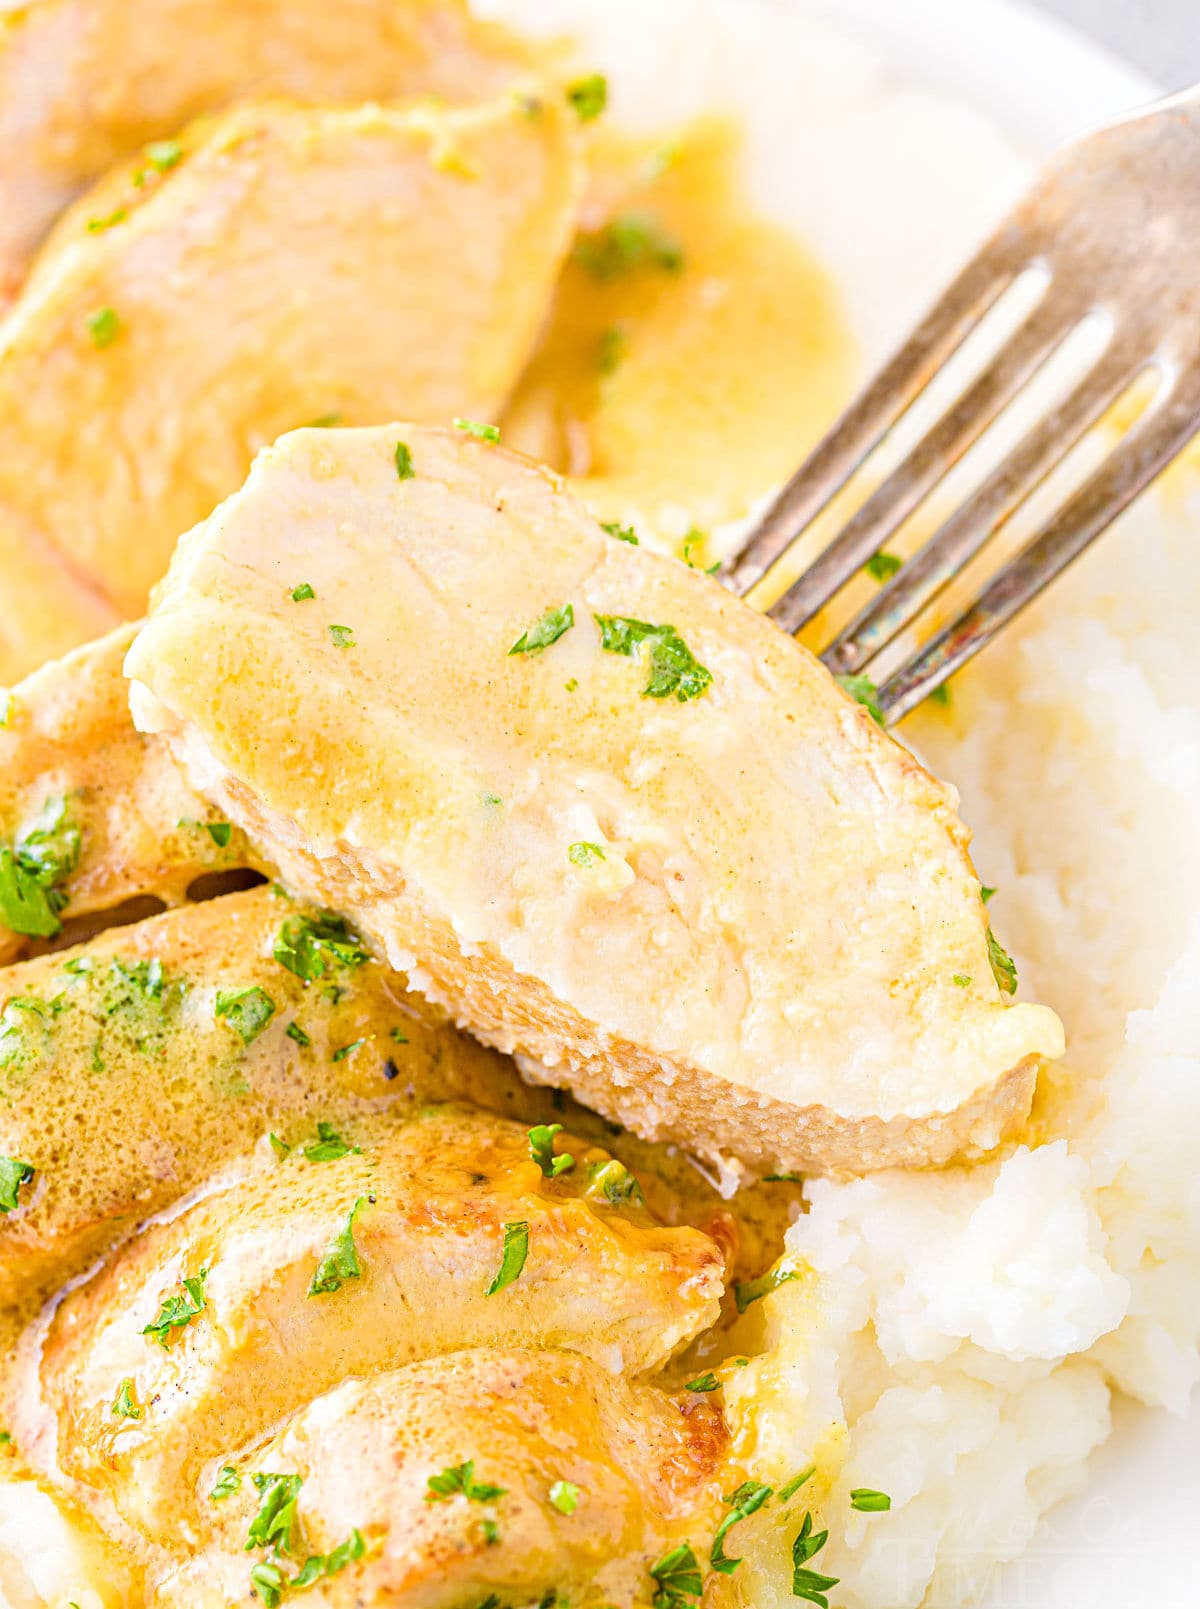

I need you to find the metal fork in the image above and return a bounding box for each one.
[724,83,1200,724]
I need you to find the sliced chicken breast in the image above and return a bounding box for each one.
[149,1348,727,1609]
[0,509,118,686]
[127,424,1065,1182]
[0,0,527,301]
[42,1109,722,1542]
[0,91,583,648]
[0,887,517,1318]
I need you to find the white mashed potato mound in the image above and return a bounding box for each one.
[483,1,1200,1603]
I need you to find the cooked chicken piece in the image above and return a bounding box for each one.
[0,509,119,686]
[0,0,528,301]
[0,1472,135,1609]
[0,886,519,1320]
[0,92,583,645]
[150,1348,727,1609]
[41,1108,722,1543]
[127,424,1065,1182]
[0,626,268,967]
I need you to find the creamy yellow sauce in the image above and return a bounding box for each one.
[503,116,856,550]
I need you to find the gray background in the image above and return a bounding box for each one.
[1039,0,1200,87]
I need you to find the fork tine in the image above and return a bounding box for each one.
[876,368,1200,724]
[723,246,1020,594]
[764,293,1082,635]
[821,340,1146,676]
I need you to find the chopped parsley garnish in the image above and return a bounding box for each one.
[791,1511,838,1606]
[574,213,683,280]
[485,1219,529,1295]
[981,884,996,904]
[390,1026,409,1045]
[291,1530,365,1587]
[584,1157,645,1208]
[682,527,720,574]
[215,985,275,1044]
[509,602,574,656]
[394,440,415,480]
[835,671,885,727]
[331,1038,365,1062]
[145,139,183,172]
[598,323,627,373]
[86,306,121,349]
[601,519,638,544]
[290,583,315,602]
[567,840,605,866]
[733,1263,799,1314]
[528,1123,574,1178]
[764,1171,801,1183]
[685,1372,720,1393]
[302,1122,359,1163]
[548,1479,579,1514]
[111,1378,141,1419]
[328,624,355,649]
[87,207,127,233]
[850,1488,891,1512]
[268,1132,291,1159]
[0,1157,34,1213]
[987,928,1018,994]
[307,1198,363,1296]
[952,972,971,988]
[566,72,607,120]
[711,1479,773,1574]
[285,1021,311,1048]
[306,412,342,429]
[204,821,232,847]
[594,614,712,701]
[425,1459,507,1503]
[247,1471,302,1554]
[648,1541,702,1608]
[482,1518,500,1545]
[777,1465,815,1503]
[274,911,371,981]
[864,551,902,583]
[0,794,82,938]
[454,417,500,443]
[142,1268,208,1347]
[928,681,953,708]
[211,1464,241,1500]
[249,1560,285,1607]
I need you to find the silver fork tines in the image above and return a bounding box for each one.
[724,84,1200,725]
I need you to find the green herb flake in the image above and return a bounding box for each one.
[509,602,575,656]
[594,614,712,702]
[87,207,127,233]
[485,1219,529,1296]
[111,1377,141,1419]
[952,972,972,988]
[395,440,415,480]
[142,1268,208,1347]
[332,1038,365,1063]
[574,213,683,281]
[306,411,343,429]
[307,1198,363,1296]
[0,1156,34,1213]
[214,985,275,1044]
[528,1123,574,1179]
[425,1459,507,1503]
[601,519,638,544]
[928,681,953,708]
[567,841,605,867]
[290,583,315,602]
[981,884,996,905]
[249,1560,285,1608]
[292,1529,365,1587]
[835,671,885,727]
[598,323,627,374]
[685,1372,720,1393]
[711,1479,773,1575]
[682,527,719,574]
[328,624,355,649]
[274,911,371,982]
[850,1487,891,1512]
[764,1171,801,1183]
[0,795,83,938]
[566,72,607,121]
[987,928,1018,994]
[791,1511,838,1606]
[390,1026,409,1045]
[864,551,902,583]
[733,1263,799,1315]
[584,1157,645,1208]
[648,1541,702,1608]
[211,1464,241,1500]
[548,1479,579,1514]
[285,1021,311,1048]
[777,1465,815,1503]
[145,139,183,172]
[482,1518,500,1546]
[86,306,121,349]
[247,1471,303,1554]
[303,1122,359,1163]
[453,417,500,443]
[205,821,232,847]
[267,1132,291,1160]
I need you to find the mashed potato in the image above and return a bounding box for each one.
[481,1,1200,1603]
